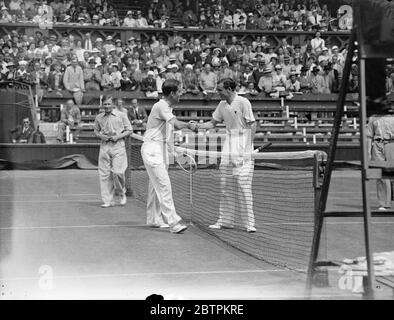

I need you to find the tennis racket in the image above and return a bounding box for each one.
[130,133,197,174]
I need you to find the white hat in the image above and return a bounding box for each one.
[95,37,103,42]
[64,15,71,21]
[185,64,193,70]
[19,60,28,66]
[127,10,133,15]
[1,6,8,10]
[147,70,155,76]
[128,37,135,41]
[92,15,99,20]
[91,48,101,53]
[332,45,339,50]
[106,36,113,41]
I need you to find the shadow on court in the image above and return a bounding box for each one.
[0,169,392,299]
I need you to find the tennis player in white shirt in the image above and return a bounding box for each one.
[192,78,257,233]
[141,79,195,233]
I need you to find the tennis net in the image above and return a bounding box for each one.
[127,140,327,272]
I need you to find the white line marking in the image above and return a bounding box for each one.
[0,224,145,230]
[0,194,98,197]
[0,199,97,203]
[0,269,301,282]
[1,221,393,231]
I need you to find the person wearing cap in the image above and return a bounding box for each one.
[282,55,292,78]
[103,36,115,55]
[141,79,193,233]
[83,58,102,91]
[56,99,81,143]
[182,64,199,95]
[165,63,183,91]
[93,95,132,208]
[258,66,274,94]
[123,10,136,27]
[15,60,29,82]
[285,71,301,92]
[310,66,324,94]
[5,61,16,81]
[141,70,158,97]
[252,59,266,86]
[272,64,287,89]
[299,66,313,93]
[135,10,148,27]
[63,57,85,105]
[190,78,257,233]
[320,64,338,94]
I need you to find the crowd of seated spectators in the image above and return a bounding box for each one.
[0,0,352,32]
[1,28,393,102]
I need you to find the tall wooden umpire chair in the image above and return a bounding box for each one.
[306,0,394,299]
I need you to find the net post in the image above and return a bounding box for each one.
[125,135,133,197]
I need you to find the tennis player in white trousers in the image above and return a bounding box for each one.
[94,95,133,208]
[141,79,195,233]
[192,78,257,233]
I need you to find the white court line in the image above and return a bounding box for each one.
[1,221,394,231]
[0,199,97,203]
[0,269,303,282]
[0,224,145,230]
[0,193,98,197]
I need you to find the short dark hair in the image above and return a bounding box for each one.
[161,79,180,96]
[218,78,236,91]
[102,95,113,103]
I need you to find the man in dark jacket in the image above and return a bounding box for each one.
[9,117,35,143]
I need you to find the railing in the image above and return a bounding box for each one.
[0,22,351,51]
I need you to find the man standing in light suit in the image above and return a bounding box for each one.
[94,95,132,208]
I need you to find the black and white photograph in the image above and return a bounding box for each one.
[0,0,394,307]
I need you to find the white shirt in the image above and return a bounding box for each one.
[212,95,255,159]
[144,99,175,144]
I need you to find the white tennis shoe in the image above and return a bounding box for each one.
[247,226,257,233]
[101,203,113,208]
[209,223,234,230]
[170,223,187,233]
[119,194,127,206]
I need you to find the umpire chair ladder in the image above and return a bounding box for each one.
[305,1,394,299]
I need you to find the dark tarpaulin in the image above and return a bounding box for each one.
[0,154,97,170]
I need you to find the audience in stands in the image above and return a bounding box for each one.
[0,0,392,103]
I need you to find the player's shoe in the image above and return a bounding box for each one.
[119,194,127,206]
[247,226,256,233]
[148,223,170,228]
[170,223,187,233]
[101,203,113,208]
[378,206,387,211]
[209,223,234,230]
[209,223,222,229]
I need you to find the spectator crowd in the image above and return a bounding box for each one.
[0,0,393,103]
[0,0,352,31]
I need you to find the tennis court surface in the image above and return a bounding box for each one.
[0,169,393,299]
